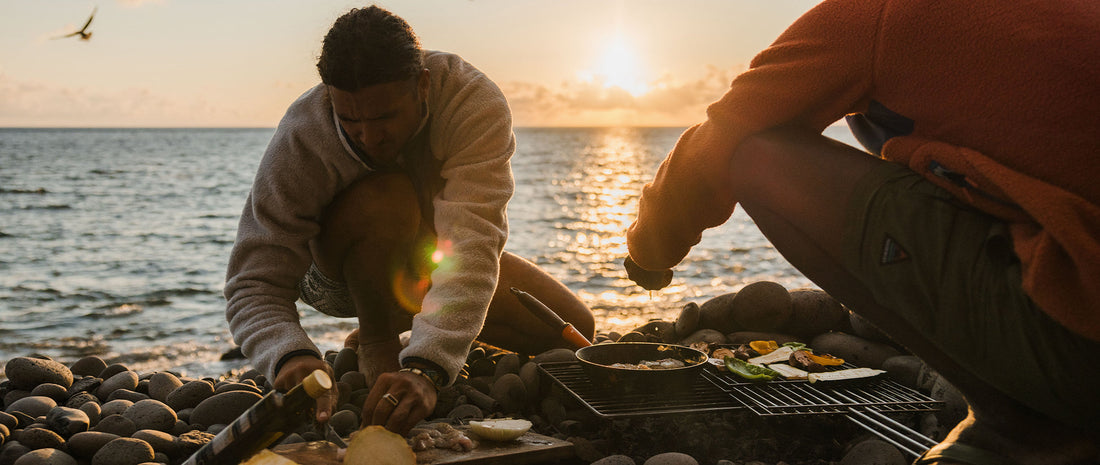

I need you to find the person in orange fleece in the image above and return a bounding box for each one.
[625,0,1099,463]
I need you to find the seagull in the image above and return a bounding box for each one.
[54,7,97,41]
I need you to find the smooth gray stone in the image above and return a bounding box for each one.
[67,431,120,460]
[96,372,138,401]
[97,365,129,382]
[642,452,699,465]
[45,407,89,438]
[5,397,57,419]
[65,392,99,410]
[91,414,136,437]
[165,381,214,412]
[99,400,133,419]
[11,448,77,465]
[146,373,182,403]
[130,429,176,456]
[122,400,176,433]
[65,377,102,399]
[189,390,261,428]
[29,384,67,403]
[5,358,74,391]
[16,427,66,450]
[106,389,148,404]
[69,357,108,378]
[90,437,155,465]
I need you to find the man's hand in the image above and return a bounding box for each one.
[624,255,674,290]
[361,370,438,436]
[273,354,337,423]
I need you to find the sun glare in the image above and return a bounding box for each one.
[579,34,650,97]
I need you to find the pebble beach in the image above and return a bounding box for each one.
[0,282,967,465]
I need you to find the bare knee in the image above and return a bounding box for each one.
[322,173,420,240]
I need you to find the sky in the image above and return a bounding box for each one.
[0,0,823,128]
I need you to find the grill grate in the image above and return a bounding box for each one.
[538,361,941,419]
[705,364,943,416]
[538,361,742,419]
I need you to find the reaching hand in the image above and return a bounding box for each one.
[273,354,337,423]
[361,370,438,436]
[624,255,674,290]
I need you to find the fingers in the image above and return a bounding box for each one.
[361,372,437,436]
[624,255,674,290]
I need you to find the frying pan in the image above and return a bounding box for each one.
[574,342,708,394]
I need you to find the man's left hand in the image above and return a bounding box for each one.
[361,370,438,436]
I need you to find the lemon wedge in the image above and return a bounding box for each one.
[468,418,532,441]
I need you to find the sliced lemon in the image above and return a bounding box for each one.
[468,418,532,441]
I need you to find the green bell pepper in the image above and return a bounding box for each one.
[724,356,780,382]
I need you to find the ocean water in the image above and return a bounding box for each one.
[0,126,858,378]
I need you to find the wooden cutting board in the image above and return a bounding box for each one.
[271,427,574,465]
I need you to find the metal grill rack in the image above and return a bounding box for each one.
[538,361,944,459]
[538,361,743,418]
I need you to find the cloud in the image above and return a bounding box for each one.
[0,74,273,127]
[502,64,745,127]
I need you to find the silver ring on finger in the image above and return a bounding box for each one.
[381,393,399,407]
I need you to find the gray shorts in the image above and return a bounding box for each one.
[298,263,356,318]
[842,162,1100,428]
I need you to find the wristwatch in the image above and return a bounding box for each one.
[400,358,447,390]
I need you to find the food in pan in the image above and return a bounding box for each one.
[608,358,686,370]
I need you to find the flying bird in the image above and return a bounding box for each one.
[54,7,97,41]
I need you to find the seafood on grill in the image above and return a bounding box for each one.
[608,357,686,370]
[406,422,478,452]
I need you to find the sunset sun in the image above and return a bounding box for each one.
[579,34,650,97]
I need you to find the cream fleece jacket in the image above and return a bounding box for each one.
[225,51,515,384]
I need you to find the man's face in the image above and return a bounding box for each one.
[329,70,428,167]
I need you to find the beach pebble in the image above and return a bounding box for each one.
[810,332,900,369]
[333,348,358,381]
[592,455,636,465]
[930,377,968,428]
[674,302,701,340]
[616,331,648,342]
[122,400,176,433]
[79,402,102,427]
[698,292,738,333]
[11,411,36,429]
[69,357,108,379]
[1,443,33,464]
[339,371,366,392]
[530,348,576,364]
[678,329,727,345]
[91,414,136,437]
[100,400,133,419]
[97,372,139,401]
[97,365,130,382]
[11,448,77,465]
[130,430,175,456]
[64,391,98,410]
[5,358,74,391]
[175,430,213,458]
[91,437,155,465]
[67,432,119,460]
[784,288,849,337]
[643,452,699,465]
[16,427,66,450]
[0,412,18,431]
[329,410,358,437]
[839,439,906,465]
[189,390,261,428]
[882,355,925,388]
[212,382,261,396]
[45,407,89,438]
[146,373,182,403]
[493,353,521,378]
[567,436,602,462]
[518,361,541,400]
[29,385,67,403]
[4,390,33,409]
[489,373,526,414]
[729,281,792,332]
[66,377,102,399]
[165,381,214,412]
[6,397,57,419]
[446,404,483,422]
[106,390,148,404]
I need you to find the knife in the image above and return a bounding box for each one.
[510,287,592,349]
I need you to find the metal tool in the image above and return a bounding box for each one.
[510,287,592,349]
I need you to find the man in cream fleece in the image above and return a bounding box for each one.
[225,6,592,435]
[626,0,1098,463]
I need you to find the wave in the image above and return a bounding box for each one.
[0,187,48,194]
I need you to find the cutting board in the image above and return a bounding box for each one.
[271,427,574,465]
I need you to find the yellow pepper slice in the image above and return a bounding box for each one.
[748,340,779,355]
